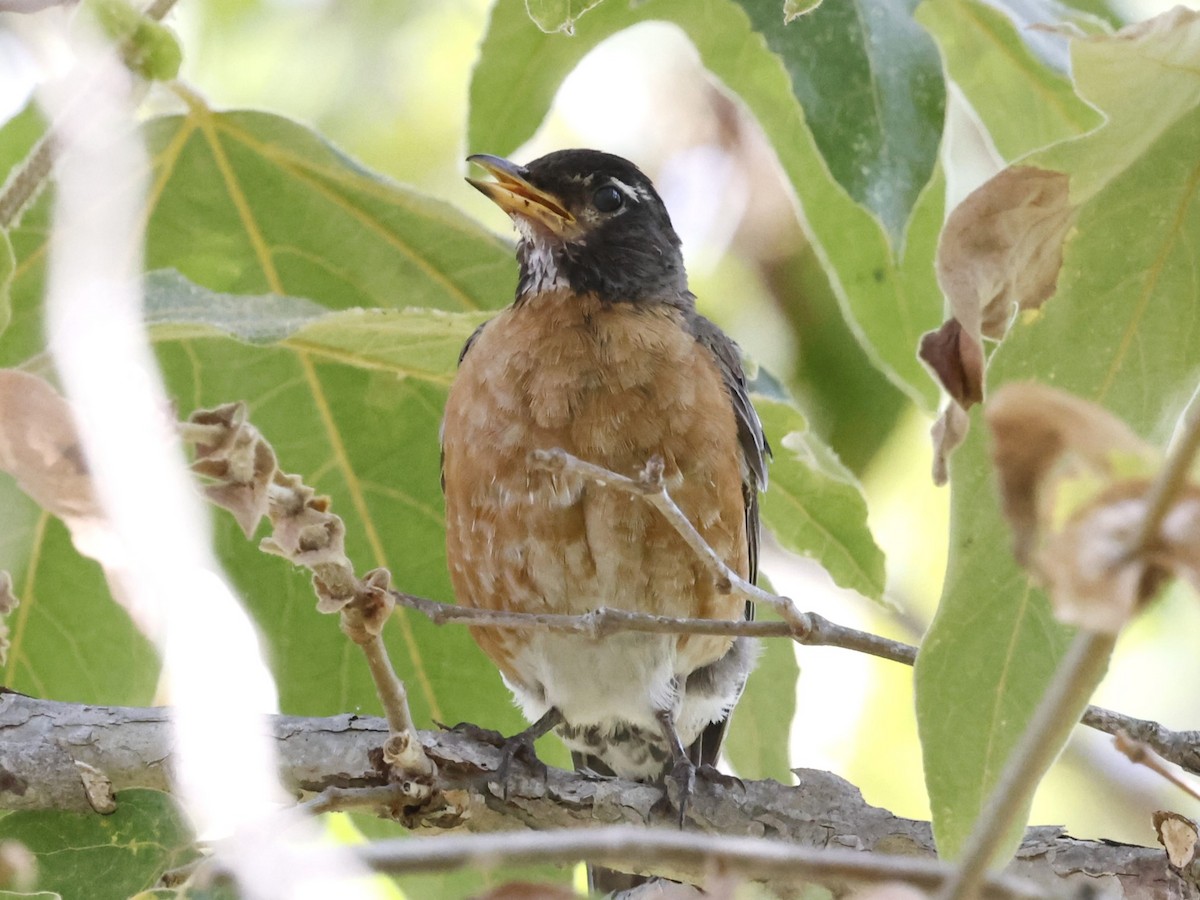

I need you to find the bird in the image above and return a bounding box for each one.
[441,149,768,891]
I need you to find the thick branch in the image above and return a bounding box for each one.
[0,693,1185,899]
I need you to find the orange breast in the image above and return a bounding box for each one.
[441,291,748,692]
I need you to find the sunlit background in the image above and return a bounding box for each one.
[2,0,1199,858]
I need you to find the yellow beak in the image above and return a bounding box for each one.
[466,154,576,237]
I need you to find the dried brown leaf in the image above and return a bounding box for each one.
[918,319,983,409]
[0,369,101,521]
[1038,482,1159,632]
[0,571,17,616]
[937,166,1072,342]
[188,403,277,537]
[0,371,139,614]
[921,168,1073,476]
[1155,810,1199,868]
[987,384,1200,632]
[986,382,1153,563]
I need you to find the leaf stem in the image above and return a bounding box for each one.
[943,391,1200,899]
[1126,399,1200,558]
[936,629,1116,900]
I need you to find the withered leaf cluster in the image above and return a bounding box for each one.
[186,402,395,639]
[986,383,1200,634]
[920,167,1073,483]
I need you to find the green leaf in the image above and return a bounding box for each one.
[755,394,886,600]
[469,0,944,408]
[524,0,606,33]
[141,105,515,309]
[917,0,1100,161]
[915,10,1200,861]
[0,790,194,900]
[724,588,798,782]
[2,108,525,738]
[1,507,160,704]
[145,269,494,383]
[734,0,946,250]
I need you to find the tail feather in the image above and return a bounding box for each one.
[571,719,719,897]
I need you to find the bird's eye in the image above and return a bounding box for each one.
[592,185,624,213]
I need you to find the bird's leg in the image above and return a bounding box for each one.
[445,708,563,798]
[655,708,696,828]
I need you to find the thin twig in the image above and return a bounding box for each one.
[393,590,1200,774]
[185,404,435,785]
[1126,401,1200,559]
[1082,705,1200,775]
[1114,730,1200,803]
[359,635,414,737]
[530,448,807,628]
[941,397,1200,900]
[0,136,53,229]
[936,631,1117,900]
[393,589,917,664]
[349,826,1046,899]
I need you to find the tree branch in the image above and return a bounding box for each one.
[0,693,1187,899]
[392,590,1200,778]
[392,590,917,665]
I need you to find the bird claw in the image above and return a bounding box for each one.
[497,732,549,798]
[697,762,743,790]
[442,720,551,800]
[442,720,508,746]
[655,756,697,828]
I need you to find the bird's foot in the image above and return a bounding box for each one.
[442,711,562,799]
[665,756,697,827]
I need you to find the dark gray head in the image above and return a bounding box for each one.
[467,149,688,305]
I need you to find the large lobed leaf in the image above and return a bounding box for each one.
[1,107,528,737]
[468,0,946,408]
[915,8,1200,860]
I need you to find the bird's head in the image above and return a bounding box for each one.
[467,149,687,305]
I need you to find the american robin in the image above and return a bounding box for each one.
[441,149,768,884]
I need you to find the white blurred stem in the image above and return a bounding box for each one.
[36,20,367,900]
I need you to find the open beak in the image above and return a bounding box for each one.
[467,154,576,237]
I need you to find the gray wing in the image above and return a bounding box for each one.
[686,311,769,585]
[685,311,770,769]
